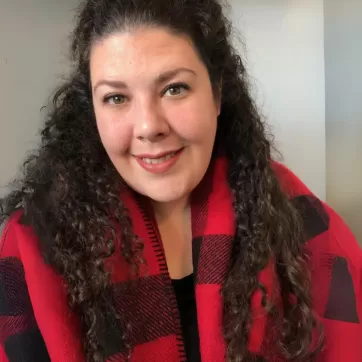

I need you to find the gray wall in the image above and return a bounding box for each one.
[324,0,362,242]
[0,0,77,196]
[231,0,326,200]
[230,0,326,201]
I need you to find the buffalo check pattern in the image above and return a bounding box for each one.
[1,159,361,362]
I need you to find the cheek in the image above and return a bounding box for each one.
[168,101,217,144]
[96,112,133,154]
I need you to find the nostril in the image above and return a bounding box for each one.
[137,132,166,142]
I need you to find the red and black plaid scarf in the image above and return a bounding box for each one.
[116,155,244,361]
[1,157,361,362]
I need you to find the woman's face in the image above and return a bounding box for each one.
[90,27,220,203]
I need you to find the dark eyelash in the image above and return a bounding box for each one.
[102,94,124,103]
[102,83,189,103]
[164,82,190,93]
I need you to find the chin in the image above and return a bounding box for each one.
[145,190,188,204]
[137,182,191,204]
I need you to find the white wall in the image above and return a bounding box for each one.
[230,0,326,200]
[324,0,362,243]
[0,0,77,197]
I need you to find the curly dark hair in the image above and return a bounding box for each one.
[1,0,323,361]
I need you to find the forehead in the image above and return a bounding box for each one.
[90,27,203,80]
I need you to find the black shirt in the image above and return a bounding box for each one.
[172,274,201,362]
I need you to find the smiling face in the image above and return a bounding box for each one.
[90,27,220,204]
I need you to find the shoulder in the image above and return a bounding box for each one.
[0,210,24,259]
[0,211,50,361]
[272,161,362,329]
[0,209,39,285]
[0,209,44,274]
[272,160,361,267]
[271,160,314,198]
[0,210,28,302]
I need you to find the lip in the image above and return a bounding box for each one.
[134,148,183,159]
[134,148,184,174]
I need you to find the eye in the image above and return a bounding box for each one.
[103,94,126,105]
[164,83,190,97]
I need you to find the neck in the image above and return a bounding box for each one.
[151,195,190,222]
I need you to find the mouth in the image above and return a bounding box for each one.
[140,150,180,164]
[134,148,184,174]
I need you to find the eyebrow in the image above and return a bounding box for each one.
[93,67,197,93]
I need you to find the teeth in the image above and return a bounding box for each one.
[142,152,176,164]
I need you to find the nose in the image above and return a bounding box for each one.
[133,98,170,142]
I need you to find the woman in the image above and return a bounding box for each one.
[0,0,361,361]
